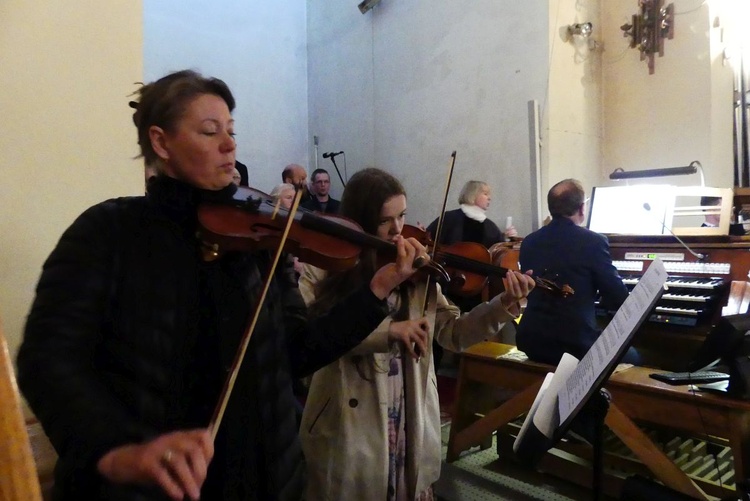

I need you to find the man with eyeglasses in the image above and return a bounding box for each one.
[302,168,340,214]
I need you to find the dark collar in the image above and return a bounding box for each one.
[147,175,237,214]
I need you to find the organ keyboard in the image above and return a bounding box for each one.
[610,271,729,327]
[605,235,750,370]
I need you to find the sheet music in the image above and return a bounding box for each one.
[531,353,578,438]
[558,258,667,424]
[513,372,554,453]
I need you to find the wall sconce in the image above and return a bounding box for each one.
[620,0,675,74]
[568,22,593,39]
[609,161,705,186]
[358,0,382,14]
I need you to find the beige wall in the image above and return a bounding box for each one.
[0,1,143,358]
[545,0,603,207]
[601,1,734,188]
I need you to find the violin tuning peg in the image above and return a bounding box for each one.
[413,255,428,269]
[200,241,221,262]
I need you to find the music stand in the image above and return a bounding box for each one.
[514,259,667,500]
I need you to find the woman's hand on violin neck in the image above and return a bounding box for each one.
[499,270,535,310]
[369,236,427,299]
[388,317,430,360]
[96,428,214,501]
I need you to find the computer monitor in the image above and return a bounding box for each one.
[587,185,673,235]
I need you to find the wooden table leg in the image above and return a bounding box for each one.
[447,380,542,462]
[727,411,750,500]
[605,403,709,500]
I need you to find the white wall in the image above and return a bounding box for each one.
[0,1,143,358]
[308,0,549,235]
[144,1,309,194]
[1,0,741,362]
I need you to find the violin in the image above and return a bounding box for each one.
[196,186,450,281]
[401,224,574,298]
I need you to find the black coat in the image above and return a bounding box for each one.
[18,176,388,501]
[426,208,503,248]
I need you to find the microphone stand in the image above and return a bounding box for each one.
[327,154,347,188]
[642,203,707,261]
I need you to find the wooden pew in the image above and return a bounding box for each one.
[447,342,750,500]
[0,325,43,501]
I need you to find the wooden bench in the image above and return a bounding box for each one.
[447,341,750,500]
[26,418,57,500]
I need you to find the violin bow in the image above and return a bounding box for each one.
[420,151,457,317]
[208,190,304,440]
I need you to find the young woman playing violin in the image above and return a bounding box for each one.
[16,71,425,501]
[299,168,535,501]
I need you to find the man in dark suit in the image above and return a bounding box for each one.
[301,168,340,214]
[516,179,638,365]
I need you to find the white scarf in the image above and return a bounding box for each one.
[460,204,487,223]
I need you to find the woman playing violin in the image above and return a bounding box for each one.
[298,168,535,501]
[270,182,296,210]
[425,180,517,250]
[16,70,425,501]
[425,180,518,368]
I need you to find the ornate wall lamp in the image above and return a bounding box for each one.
[620,0,675,74]
[568,22,593,39]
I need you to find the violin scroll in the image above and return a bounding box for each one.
[534,277,575,298]
[412,255,451,284]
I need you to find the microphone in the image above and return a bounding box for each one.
[643,203,706,261]
[323,151,343,159]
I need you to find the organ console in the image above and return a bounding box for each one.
[450,194,750,497]
[605,235,750,370]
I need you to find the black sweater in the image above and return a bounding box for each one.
[18,176,388,500]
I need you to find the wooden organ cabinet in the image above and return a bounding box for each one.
[605,235,750,370]
[456,234,750,499]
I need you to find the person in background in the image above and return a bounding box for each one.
[16,70,425,501]
[301,168,340,214]
[270,182,305,277]
[231,167,242,186]
[426,180,516,249]
[282,163,312,204]
[270,182,296,210]
[234,160,249,186]
[515,178,638,365]
[700,196,721,227]
[299,167,534,501]
[425,180,516,368]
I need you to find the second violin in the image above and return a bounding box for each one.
[402,224,574,298]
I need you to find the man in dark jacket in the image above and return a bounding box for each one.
[516,178,637,365]
[301,168,340,214]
